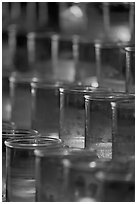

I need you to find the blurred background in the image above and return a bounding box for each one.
[2,2,135,123]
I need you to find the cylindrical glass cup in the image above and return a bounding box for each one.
[112,94,135,158]
[9,71,41,128]
[2,128,39,201]
[124,46,135,93]
[95,158,135,202]
[94,41,129,91]
[5,136,62,202]
[84,92,133,159]
[59,86,111,148]
[35,147,98,202]
[31,81,72,138]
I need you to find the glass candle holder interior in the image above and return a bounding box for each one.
[124,46,135,93]
[35,147,98,202]
[84,92,132,159]
[2,128,39,202]
[94,41,129,92]
[59,86,111,148]
[5,136,62,202]
[9,71,41,129]
[31,81,71,138]
[112,94,135,158]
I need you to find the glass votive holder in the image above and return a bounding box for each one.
[31,80,72,138]
[112,94,135,158]
[124,46,135,93]
[2,128,39,201]
[95,158,135,202]
[84,92,131,159]
[9,71,40,128]
[59,86,111,148]
[5,136,62,202]
[2,128,39,202]
[94,41,128,91]
[35,147,98,202]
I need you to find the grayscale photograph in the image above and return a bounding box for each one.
[2,2,135,202]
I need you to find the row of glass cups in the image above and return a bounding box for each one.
[4,28,135,91]
[9,76,135,159]
[2,125,135,202]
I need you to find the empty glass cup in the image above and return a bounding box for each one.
[5,136,62,202]
[94,40,129,91]
[59,86,111,148]
[112,94,135,158]
[9,71,40,128]
[84,92,132,159]
[2,128,39,202]
[35,147,98,202]
[31,80,72,138]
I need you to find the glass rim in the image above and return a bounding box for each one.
[31,80,71,89]
[27,32,80,43]
[94,40,132,49]
[9,72,42,84]
[124,46,135,52]
[2,129,39,137]
[27,31,56,39]
[5,136,62,149]
[84,92,135,101]
[59,86,112,94]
